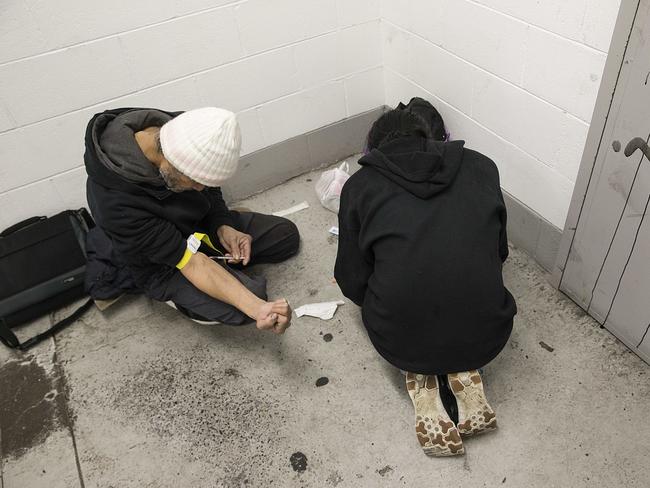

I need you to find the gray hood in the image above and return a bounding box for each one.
[91,108,173,185]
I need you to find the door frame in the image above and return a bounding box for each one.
[551,0,643,289]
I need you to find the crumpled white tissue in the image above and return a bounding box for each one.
[294,300,345,320]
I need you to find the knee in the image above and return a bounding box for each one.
[276,219,300,258]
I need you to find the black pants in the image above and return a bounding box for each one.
[149,211,300,325]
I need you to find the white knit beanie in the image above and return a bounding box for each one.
[159,107,241,187]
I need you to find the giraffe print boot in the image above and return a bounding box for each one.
[406,372,465,456]
[447,370,497,436]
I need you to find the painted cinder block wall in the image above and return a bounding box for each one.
[0,0,383,229]
[0,0,620,232]
[382,0,621,229]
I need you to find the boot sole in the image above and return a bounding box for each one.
[448,370,497,436]
[406,373,465,457]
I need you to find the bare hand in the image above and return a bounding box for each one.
[255,299,292,334]
[217,225,253,265]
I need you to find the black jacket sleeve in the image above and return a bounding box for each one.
[202,187,235,233]
[104,206,186,268]
[334,181,374,306]
[483,155,509,263]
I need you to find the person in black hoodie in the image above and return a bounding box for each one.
[335,98,517,457]
[85,107,299,333]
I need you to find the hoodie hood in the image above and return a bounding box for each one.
[84,107,182,199]
[359,137,465,199]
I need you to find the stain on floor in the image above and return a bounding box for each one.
[107,349,287,482]
[289,452,307,472]
[377,465,393,477]
[0,355,73,459]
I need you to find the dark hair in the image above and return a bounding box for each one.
[366,97,447,151]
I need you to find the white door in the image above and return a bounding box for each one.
[556,0,650,363]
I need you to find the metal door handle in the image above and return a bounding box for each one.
[624,137,650,160]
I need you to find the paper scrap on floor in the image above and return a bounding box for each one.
[272,201,309,217]
[329,226,339,236]
[295,300,345,320]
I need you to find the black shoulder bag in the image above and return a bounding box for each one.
[0,209,95,350]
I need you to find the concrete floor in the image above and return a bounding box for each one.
[1,161,649,488]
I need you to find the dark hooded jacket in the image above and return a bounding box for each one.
[84,107,234,291]
[334,136,517,374]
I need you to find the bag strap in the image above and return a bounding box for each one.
[0,298,94,350]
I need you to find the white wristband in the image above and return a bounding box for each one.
[186,234,201,254]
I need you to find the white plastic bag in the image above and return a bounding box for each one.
[315,161,350,213]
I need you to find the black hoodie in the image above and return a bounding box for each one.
[84,107,234,289]
[335,136,516,374]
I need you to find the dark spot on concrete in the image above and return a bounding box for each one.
[323,333,333,342]
[0,355,74,459]
[224,367,242,378]
[327,235,337,245]
[290,452,308,472]
[612,140,621,152]
[502,477,507,483]
[377,465,393,477]
[109,350,286,481]
[308,288,318,297]
[316,377,329,387]
[539,341,554,352]
[306,178,312,182]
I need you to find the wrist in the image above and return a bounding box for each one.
[242,295,266,320]
[216,224,229,238]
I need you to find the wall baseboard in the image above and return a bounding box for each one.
[222,107,385,203]
[502,192,562,273]
[224,105,562,274]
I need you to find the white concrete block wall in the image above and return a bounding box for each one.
[0,0,382,228]
[0,0,622,232]
[381,0,620,228]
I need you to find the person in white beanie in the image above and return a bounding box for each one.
[83,107,300,332]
